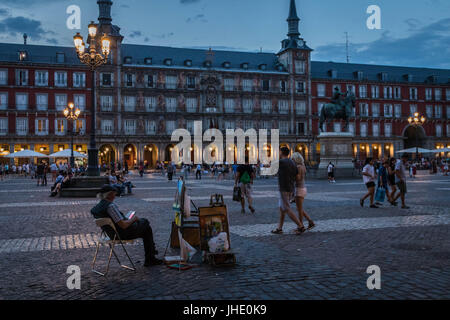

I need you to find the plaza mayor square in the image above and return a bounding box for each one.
[0,0,449,311]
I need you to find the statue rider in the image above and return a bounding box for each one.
[331,87,343,106]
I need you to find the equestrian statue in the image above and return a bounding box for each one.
[319,87,356,132]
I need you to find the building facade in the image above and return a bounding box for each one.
[0,0,449,167]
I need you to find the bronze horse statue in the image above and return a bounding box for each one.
[319,90,355,132]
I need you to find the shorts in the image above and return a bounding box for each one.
[295,187,307,198]
[328,172,334,178]
[239,183,252,200]
[278,191,292,211]
[365,181,376,189]
[37,174,44,179]
[396,181,407,194]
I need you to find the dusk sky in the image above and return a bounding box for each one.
[0,0,449,68]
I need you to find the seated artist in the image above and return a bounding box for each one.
[91,185,162,267]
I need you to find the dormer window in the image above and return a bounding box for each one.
[56,53,65,63]
[241,63,249,70]
[18,51,27,61]
[379,72,388,81]
[329,70,338,79]
[428,75,438,83]
[204,60,212,68]
[124,56,132,64]
[144,57,152,65]
[404,74,413,82]
[184,60,192,67]
[222,62,231,69]
[355,71,364,80]
[164,58,172,66]
[259,64,267,71]
[277,64,284,72]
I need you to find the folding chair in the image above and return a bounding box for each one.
[92,218,136,276]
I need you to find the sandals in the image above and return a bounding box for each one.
[271,228,283,234]
[307,222,316,230]
[295,227,306,235]
[249,206,255,214]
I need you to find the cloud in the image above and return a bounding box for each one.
[152,32,174,39]
[186,14,207,23]
[313,18,450,69]
[0,0,62,7]
[46,38,58,45]
[0,8,9,16]
[0,16,47,41]
[180,0,201,4]
[129,31,142,38]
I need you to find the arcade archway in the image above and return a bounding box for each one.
[99,144,116,166]
[123,144,137,168]
[143,144,158,168]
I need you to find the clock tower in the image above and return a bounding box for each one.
[278,0,313,149]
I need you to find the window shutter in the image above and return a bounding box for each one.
[111,74,114,86]
[35,72,39,85]
[64,72,67,86]
[100,73,103,85]
[133,74,136,86]
[45,72,48,85]
[35,119,38,134]
[45,119,49,134]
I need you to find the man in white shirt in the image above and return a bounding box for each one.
[393,154,409,209]
[360,158,378,208]
[327,162,335,183]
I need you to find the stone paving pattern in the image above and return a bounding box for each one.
[0,172,449,299]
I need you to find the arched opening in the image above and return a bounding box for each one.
[295,144,308,160]
[372,144,380,160]
[99,144,116,167]
[165,144,176,163]
[404,125,426,160]
[143,144,158,168]
[123,144,136,169]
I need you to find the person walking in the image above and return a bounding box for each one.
[195,163,202,180]
[360,157,378,208]
[36,162,45,186]
[392,154,410,209]
[235,158,256,214]
[327,162,335,183]
[377,160,395,206]
[139,162,144,178]
[292,152,315,230]
[271,147,305,235]
[0,164,4,181]
[167,162,174,181]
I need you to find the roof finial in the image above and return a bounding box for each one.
[98,0,113,25]
[287,0,300,40]
[23,33,27,45]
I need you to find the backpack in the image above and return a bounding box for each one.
[240,170,251,184]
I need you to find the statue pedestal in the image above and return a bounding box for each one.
[318,132,355,179]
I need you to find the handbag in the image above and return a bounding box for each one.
[233,186,241,202]
[375,187,386,202]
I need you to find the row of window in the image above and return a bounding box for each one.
[317,83,450,101]
[0,69,86,88]
[326,122,449,138]
[317,102,450,119]
[99,119,305,136]
[107,73,306,93]
[100,95,308,115]
[0,118,85,136]
[0,92,86,111]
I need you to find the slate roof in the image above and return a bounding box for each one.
[311,61,450,85]
[0,42,449,84]
[121,44,283,72]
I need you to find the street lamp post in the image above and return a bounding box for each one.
[73,22,111,176]
[408,112,426,160]
[63,103,81,168]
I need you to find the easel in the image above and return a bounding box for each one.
[164,176,200,268]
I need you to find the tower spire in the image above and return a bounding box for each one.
[287,0,300,40]
[98,0,113,25]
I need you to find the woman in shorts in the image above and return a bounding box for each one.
[292,152,315,231]
[360,157,378,208]
[387,157,397,203]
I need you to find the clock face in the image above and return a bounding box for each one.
[297,40,304,47]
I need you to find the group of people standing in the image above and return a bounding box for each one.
[361,154,410,209]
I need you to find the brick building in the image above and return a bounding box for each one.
[0,0,449,167]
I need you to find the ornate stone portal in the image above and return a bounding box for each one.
[318,132,355,178]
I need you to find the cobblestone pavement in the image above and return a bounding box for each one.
[0,172,449,300]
